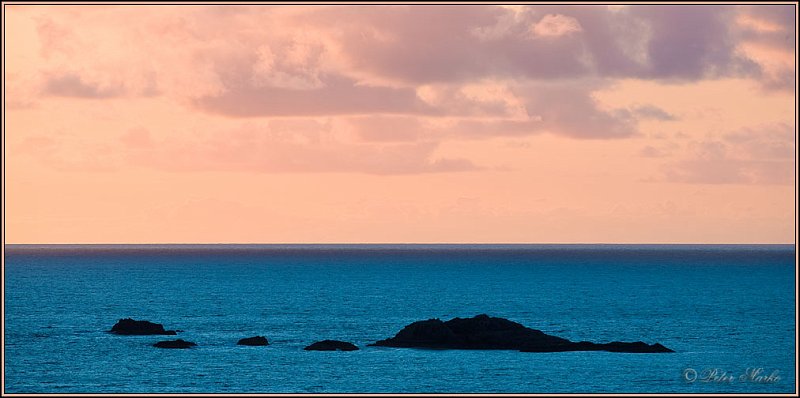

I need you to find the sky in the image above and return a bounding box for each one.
[3,4,797,244]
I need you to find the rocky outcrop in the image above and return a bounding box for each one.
[369,314,568,350]
[153,339,197,349]
[304,340,359,351]
[369,314,674,353]
[110,318,177,335]
[237,336,269,346]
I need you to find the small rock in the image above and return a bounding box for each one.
[237,336,269,346]
[304,340,359,351]
[110,318,177,335]
[153,339,197,349]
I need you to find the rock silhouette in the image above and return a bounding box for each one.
[237,336,269,346]
[153,339,197,349]
[110,318,177,335]
[369,314,674,353]
[304,340,359,351]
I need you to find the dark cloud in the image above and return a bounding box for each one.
[304,5,766,84]
[630,6,758,80]
[310,6,592,83]
[193,5,782,121]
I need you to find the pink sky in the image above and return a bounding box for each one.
[4,4,796,244]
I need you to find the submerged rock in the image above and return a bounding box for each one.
[153,339,197,349]
[369,314,674,353]
[110,318,177,335]
[237,336,269,346]
[304,340,359,351]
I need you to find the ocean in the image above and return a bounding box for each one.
[3,244,796,394]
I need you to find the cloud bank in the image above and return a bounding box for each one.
[6,4,795,177]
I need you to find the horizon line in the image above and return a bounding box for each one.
[4,242,796,247]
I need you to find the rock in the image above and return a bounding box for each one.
[520,340,674,353]
[369,314,674,353]
[304,340,359,351]
[153,339,197,349]
[237,336,269,346]
[110,318,177,335]
[598,341,674,353]
[369,314,568,350]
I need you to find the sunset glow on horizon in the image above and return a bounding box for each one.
[4,4,796,244]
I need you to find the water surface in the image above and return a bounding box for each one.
[4,244,796,393]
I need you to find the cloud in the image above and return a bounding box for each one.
[186,5,779,122]
[9,4,794,180]
[120,127,155,149]
[317,6,592,83]
[341,81,641,140]
[661,123,795,185]
[630,5,759,80]
[309,5,766,84]
[129,125,481,175]
[530,14,583,37]
[20,131,121,172]
[20,6,791,112]
[738,4,796,51]
[350,116,424,142]
[195,74,435,117]
[664,157,793,185]
[520,82,638,138]
[195,70,642,142]
[18,120,481,176]
[22,5,790,99]
[630,104,677,121]
[733,5,795,91]
[44,73,123,98]
[639,145,666,158]
[722,123,795,160]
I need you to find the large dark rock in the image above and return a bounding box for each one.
[153,339,197,349]
[369,314,674,353]
[304,340,359,351]
[369,314,568,350]
[237,336,269,346]
[110,318,177,335]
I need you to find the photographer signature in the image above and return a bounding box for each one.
[682,367,781,384]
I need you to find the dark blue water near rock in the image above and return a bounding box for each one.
[3,244,796,393]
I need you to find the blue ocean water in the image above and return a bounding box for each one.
[3,244,796,394]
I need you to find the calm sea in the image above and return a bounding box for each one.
[3,244,796,393]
